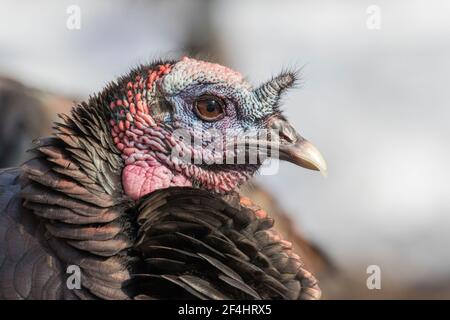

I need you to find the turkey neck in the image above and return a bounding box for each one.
[20,97,140,299]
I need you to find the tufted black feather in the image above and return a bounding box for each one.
[132,188,321,300]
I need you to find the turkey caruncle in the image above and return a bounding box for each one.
[0,57,327,300]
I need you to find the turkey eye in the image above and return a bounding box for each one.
[194,95,225,121]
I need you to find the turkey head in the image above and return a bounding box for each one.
[103,57,326,200]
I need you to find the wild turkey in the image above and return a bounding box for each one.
[0,57,326,300]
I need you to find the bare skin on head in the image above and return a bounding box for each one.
[107,57,327,201]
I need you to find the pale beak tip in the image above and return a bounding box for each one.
[319,165,328,178]
[313,151,328,178]
[279,138,328,177]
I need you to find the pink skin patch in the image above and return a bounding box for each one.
[109,63,192,201]
[122,162,191,201]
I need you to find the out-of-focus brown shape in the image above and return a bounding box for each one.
[0,76,73,167]
[240,184,450,299]
[240,184,336,278]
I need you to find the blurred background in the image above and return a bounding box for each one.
[1,0,449,298]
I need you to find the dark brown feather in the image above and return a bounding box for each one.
[133,187,321,300]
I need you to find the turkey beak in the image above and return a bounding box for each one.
[271,118,328,176]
